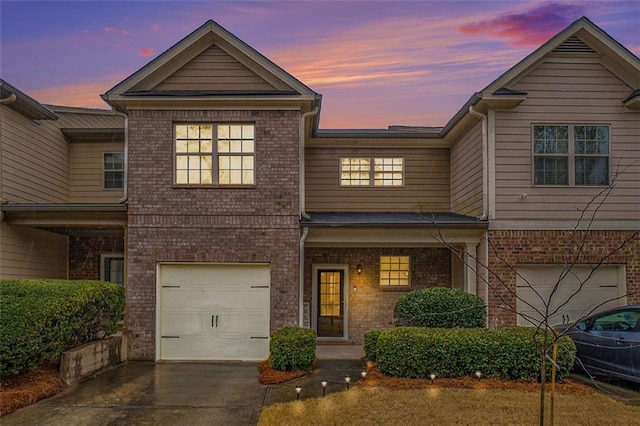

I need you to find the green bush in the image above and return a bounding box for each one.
[393,287,486,328]
[269,327,316,371]
[376,327,576,382]
[0,280,125,377]
[364,330,382,362]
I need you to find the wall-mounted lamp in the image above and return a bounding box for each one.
[357,264,362,275]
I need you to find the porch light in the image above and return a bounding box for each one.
[345,375,351,390]
[429,373,436,384]
[357,264,362,274]
[474,371,482,381]
[360,370,367,379]
[295,384,302,400]
[321,379,328,396]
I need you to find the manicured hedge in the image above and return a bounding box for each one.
[269,327,316,371]
[0,280,125,377]
[375,327,576,382]
[394,287,486,328]
[364,329,382,362]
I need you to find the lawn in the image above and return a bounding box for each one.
[258,386,640,425]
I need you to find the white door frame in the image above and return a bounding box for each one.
[311,264,349,341]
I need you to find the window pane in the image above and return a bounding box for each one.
[575,126,609,154]
[187,125,200,139]
[230,141,242,153]
[380,255,410,286]
[374,158,403,186]
[534,125,568,154]
[200,125,212,139]
[230,170,242,184]
[175,125,188,139]
[576,157,608,186]
[242,125,254,139]
[201,140,213,153]
[534,157,568,185]
[218,140,230,153]
[340,157,371,186]
[176,170,188,184]
[176,140,188,153]
[187,140,200,153]
[230,125,242,139]
[242,140,254,153]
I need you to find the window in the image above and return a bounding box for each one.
[380,256,410,286]
[103,153,124,189]
[175,124,254,185]
[340,157,404,186]
[100,254,124,285]
[533,125,609,186]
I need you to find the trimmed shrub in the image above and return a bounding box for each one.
[269,327,316,371]
[363,330,382,362]
[393,287,486,328]
[0,280,125,377]
[376,327,576,382]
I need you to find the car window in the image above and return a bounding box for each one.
[591,310,640,332]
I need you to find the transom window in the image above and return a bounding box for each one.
[103,153,124,189]
[175,124,255,185]
[380,256,410,286]
[533,125,609,186]
[340,157,404,186]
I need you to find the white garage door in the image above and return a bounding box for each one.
[516,265,625,327]
[158,263,270,361]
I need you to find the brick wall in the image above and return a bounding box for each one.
[126,109,301,360]
[69,229,125,280]
[305,247,451,344]
[486,230,640,327]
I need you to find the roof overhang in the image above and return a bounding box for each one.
[623,90,640,110]
[0,79,58,120]
[61,128,125,143]
[302,212,487,229]
[1,203,127,227]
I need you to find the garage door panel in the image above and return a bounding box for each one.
[516,265,624,326]
[158,263,271,361]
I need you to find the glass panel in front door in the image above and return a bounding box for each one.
[318,270,344,338]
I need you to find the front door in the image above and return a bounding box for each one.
[317,269,344,338]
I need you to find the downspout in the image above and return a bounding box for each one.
[468,106,488,220]
[113,111,129,203]
[299,106,318,327]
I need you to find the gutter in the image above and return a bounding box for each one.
[112,111,129,203]
[0,93,17,104]
[0,203,127,212]
[468,105,488,220]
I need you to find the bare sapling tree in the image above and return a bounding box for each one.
[422,164,639,425]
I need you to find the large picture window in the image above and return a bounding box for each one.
[533,124,609,186]
[175,124,254,185]
[340,157,404,186]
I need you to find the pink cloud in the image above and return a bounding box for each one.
[138,47,154,57]
[151,23,160,32]
[27,75,128,109]
[104,26,135,37]
[459,2,585,47]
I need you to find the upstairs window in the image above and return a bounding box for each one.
[380,255,410,287]
[103,153,124,189]
[340,157,404,187]
[175,124,255,185]
[533,125,609,186]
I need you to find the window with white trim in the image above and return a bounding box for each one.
[103,153,124,189]
[175,124,255,185]
[340,157,404,186]
[533,125,609,186]
[380,256,410,287]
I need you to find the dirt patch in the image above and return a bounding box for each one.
[258,360,308,385]
[0,365,65,416]
[358,364,594,395]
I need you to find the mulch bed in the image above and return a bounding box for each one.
[258,360,308,385]
[0,364,65,416]
[358,364,594,395]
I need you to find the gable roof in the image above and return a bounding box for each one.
[102,20,319,111]
[441,16,640,140]
[0,79,58,120]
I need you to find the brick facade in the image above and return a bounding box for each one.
[126,109,301,360]
[486,230,640,327]
[305,247,451,344]
[68,229,125,280]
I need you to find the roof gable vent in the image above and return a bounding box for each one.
[553,36,596,54]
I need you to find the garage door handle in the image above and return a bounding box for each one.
[212,315,218,327]
[216,315,219,327]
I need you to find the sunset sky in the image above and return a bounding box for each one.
[1,1,639,128]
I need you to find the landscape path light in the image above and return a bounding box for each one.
[360,370,367,379]
[474,371,482,381]
[429,373,436,384]
[321,379,328,396]
[295,384,302,400]
[345,375,351,390]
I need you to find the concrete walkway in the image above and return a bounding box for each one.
[2,347,365,426]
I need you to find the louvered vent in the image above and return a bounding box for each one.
[553,36,596,53]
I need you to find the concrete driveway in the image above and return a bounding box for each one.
[2,358,365,426]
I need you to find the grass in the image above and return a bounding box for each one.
[258,387,640,425]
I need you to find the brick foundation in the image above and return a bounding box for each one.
[305,247,451,344]
[486,230,640,327]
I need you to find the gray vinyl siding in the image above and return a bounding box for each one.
[152,45,276,91]
[0,223,68,279]
[494,59,640,221]
[450,121,483,217]
[70,142,125,203]
[305,146,450,212]
[1,106,70,202]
